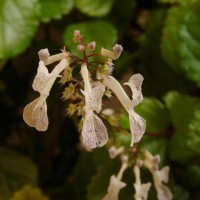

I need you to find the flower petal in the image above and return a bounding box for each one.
[157,166,170,183]
[144,151,173,200]
[124,74,143,106]
[82,112,108,148]
[82,85,105,113]
[156,183,173,200]
[38,48,50,64]
[90,85,105,112]
[129,111,146,146]
[32,61,52,95]
[134,164,151,200]
[103,175,126,200]
[23,97,48,131]
[101,44,123,60]
[134,183,151,200]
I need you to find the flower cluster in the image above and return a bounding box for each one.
[23,30,146,149]
[23,49,70,131]
[22,30,173,200]
[104,148,172,200]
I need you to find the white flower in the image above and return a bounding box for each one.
[101,44,123,60]
[80,63,108,148]
[133,163,151,200]
[144,151,173,200]
[23,51,70,131]
[103,175,126,200]
[103,155,128,200]
[102,74,146,146]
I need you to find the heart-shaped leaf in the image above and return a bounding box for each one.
[0,0,40,59]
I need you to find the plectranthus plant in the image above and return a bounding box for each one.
[23,30,172,200]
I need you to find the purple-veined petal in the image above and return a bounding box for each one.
[81,112,108,148]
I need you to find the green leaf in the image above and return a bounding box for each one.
[165,92,200,163]
[73,152,96,200]
[74,0,114,17]
[137,9,191,97]
[110,0,136,33]
[0,147,37,200]
[113,52,136,79]
[135,97,170,132]
[168,130,193,163]
[64,20,117,55]
[113,132,131,148]
[182,165,200,189]
[73,149,115,200]
[0,0,40,59]
[40,0,73,22]
[119,113,129,130]
[91,148,110,169]
[163,91,180,109]
[161,1,200,86]
[164,92,200,130]
[158,0,193,5]
[119,97,170,133]
[172,185,189,200]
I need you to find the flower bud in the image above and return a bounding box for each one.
[87,41,96,50]
[113,44,123,57]
[121,155,128,163]
[77,44,85,52]
[101,44,123,60]
[38,48,50,64]
[73,30,82,43]
[108,146,124,159]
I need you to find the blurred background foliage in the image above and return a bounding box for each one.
[0,0,200,199]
